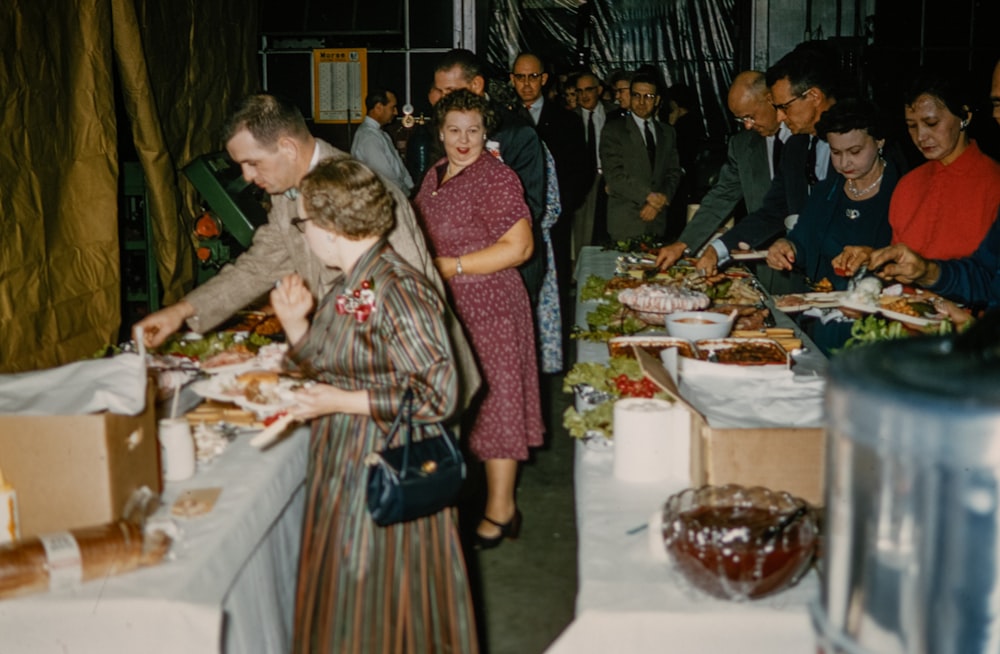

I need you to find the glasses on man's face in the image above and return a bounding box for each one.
[290,217,312,233]
[512,72,543,83]
[772,91,808,112]
[632,93,658,102]
[576,85,599,94]
[733,115,757,127]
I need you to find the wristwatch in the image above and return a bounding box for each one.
[456,257,463,276]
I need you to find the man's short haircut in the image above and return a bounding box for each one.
[766,42,842,100]
[607,68,634,88]
[222,94,310,147]
[435,48,483,82]
[630,72,661,95]
[365,88,393,113]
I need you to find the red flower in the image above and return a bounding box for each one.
[335,279,376,323]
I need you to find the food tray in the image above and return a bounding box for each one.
[773,291,847,313]
[607,335,696,360]
[840,295,945,328]
[677,338,791,377]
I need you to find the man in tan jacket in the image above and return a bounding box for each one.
[138,94,480,406]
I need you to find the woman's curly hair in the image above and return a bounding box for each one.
[433,88,497,135]
[299,158,395,239]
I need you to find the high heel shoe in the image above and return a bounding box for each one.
[475,509,522,550]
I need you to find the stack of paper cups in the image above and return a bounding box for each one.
[158,418,196,482]
[612,398,691,483]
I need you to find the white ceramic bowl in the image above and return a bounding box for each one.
[665,311,734,340]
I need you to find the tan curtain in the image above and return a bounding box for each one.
[1,1,121,371]
[0,0,258,372]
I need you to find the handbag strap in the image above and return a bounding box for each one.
[383,387,459,478]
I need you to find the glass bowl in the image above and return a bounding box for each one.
[661,484,819,600]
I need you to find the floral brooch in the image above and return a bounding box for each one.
[336,279,376,323]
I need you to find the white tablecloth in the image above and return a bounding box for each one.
[546,247,820,653]
[0,420,309,654]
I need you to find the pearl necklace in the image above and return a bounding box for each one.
[846,159,885,198]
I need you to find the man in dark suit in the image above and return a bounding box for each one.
[600,72,682,242]
[695,46,841,291]
[432,49,547,301]
[655,71,788,268]
[510,52,588,288]
[572,72,619,257]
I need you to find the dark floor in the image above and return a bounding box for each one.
[457,371,578,654]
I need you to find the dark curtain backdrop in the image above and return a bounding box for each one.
[486,0,738,141]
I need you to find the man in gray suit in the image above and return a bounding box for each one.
[572,72,618,257]
[655,71,788,268]
[600,72,682,242]
[137,94,480,404]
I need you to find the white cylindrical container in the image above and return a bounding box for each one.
[0,467,20,545]
[612,398,690,483]
[158,418,196,482]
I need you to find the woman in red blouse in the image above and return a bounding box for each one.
[835,72,1000,274]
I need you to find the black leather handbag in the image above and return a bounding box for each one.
[365,388,466,526]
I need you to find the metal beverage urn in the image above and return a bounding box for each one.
[815,316,1000,653]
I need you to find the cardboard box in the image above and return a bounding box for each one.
[0,383,161,538]
[636,347,826,505]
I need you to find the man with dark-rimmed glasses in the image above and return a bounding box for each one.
[693,44,841,294]
[655,70,790,270]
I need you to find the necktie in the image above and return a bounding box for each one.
[644,120,656,167]
[520,103,534,125]
[772,136,783,177]
[805,136,818,186]
[586,110,597,169]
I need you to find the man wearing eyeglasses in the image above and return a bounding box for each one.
[600,73,682,242]
[693,45,840,292]
[510,53,588,288]
[134,94,481,405]
[572,72,618,256]
[655,71,790,269]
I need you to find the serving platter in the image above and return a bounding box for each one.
[191,374,303,417]
[729,250,769,261]
[840,295,945,328]
[773,291,847,313]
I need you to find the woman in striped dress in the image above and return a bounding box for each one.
[270,158,478,653]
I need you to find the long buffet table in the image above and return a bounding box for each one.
[546,247,824,653]
[0,406,309,654]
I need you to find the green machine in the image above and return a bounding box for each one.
[182,152,269,283]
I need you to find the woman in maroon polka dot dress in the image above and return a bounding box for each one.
[414,89,544,548]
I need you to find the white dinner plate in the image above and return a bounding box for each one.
[189,377,244,404]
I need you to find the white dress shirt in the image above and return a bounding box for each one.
[524,95,544,126]
[350,116,414,195]
[581,104,608,169]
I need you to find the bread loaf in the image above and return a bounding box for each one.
[0,521,171,600]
